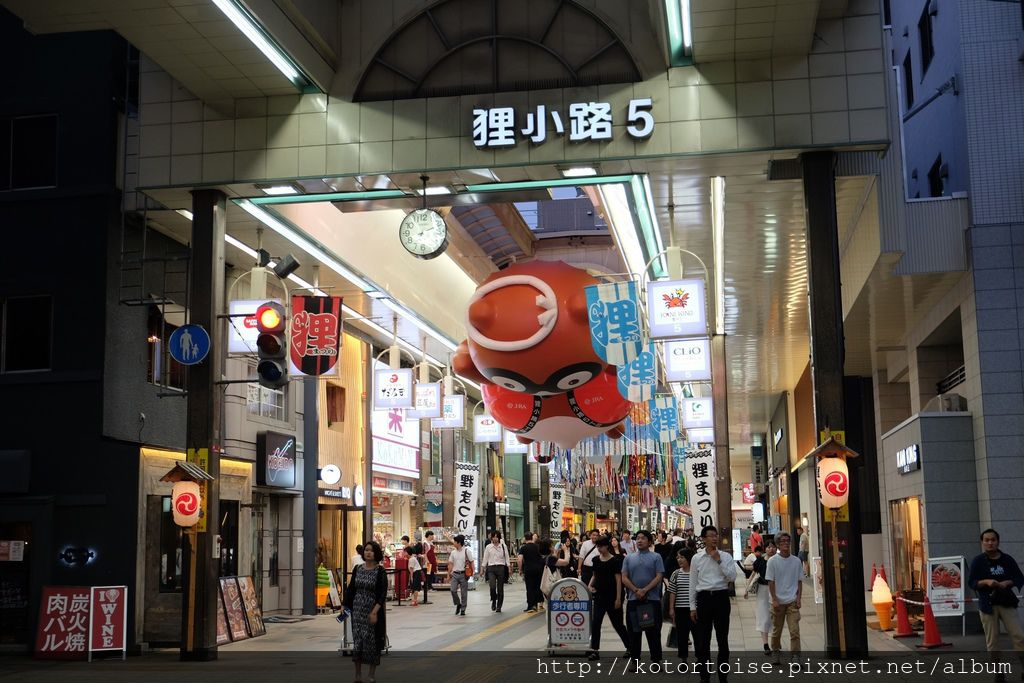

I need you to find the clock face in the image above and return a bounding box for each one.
[399,209,448,260]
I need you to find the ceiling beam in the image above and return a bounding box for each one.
[436,207,499,284]
[486,203,537,258]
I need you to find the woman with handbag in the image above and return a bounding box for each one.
[540,539,571,604]
[446,534,474,616]
[744,542,775,655]
[666,547,695,661]
[344,541,388,683]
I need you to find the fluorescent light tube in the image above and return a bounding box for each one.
[560,167,598,178]
[680,0,693,56]
[176,209,194,221]
[415,186,453,196]
[211,0,305,87]
[260,185,299,196]
[711,176,726,336]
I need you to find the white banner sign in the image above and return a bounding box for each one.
[473,413,502,442]
[374,367,414,409]
[647,279,707,339]
[454,462,480,534]
[549,483,567,536]
[686,447,718,531]
[407,382,441,419]
[228,299,277,354]
[665,338,712,382]
[626,505,637,533]
[682,398,714,429]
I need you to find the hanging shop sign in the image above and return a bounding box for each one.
[228,299,279,354]
[585,281,642,365]
[454,462,480,533]
[687,427,714,444]
[664,338,712,382]
[647,279,707,339]
[741,483,756,504]
[686,448,718,530]
[256,431,296,488]
[407,382,442,419]
[503,429,529,454]
[896,443,921,474]
[424,483,443,526]
[549,483,567,536]
[752,445,767,485]
[473,413,503,442]
[35,587,91,659]
[373,367,414,409]
[681,398,714,429]
[371,404,420,478]
[289,295,342,376]
[616,342,657,402]
[471,97,654,148]
[926,556,965,617]
[649,395,679,443]
[87,586,127,660]
[431,394,466,430]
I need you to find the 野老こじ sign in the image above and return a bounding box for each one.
[472,98,654,148]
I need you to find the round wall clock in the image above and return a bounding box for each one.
[399,208,448,260]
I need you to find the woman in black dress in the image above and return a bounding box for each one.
[518,533,545,612]
[344,541,388,683]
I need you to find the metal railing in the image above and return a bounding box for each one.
[936,364,966,395]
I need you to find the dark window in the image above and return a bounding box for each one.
[927,155,945,197]
[919,7,935,75]
[148,307,185,390]
[159,496,183,592]
[219,500,239,577]
[883,0,892,26]
[10,115,57,189]
[0,119,10,190]
[269,500,280,587]
[902,52,915,109]
[2,296,52,372]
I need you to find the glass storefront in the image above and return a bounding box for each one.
[889,496,925,592]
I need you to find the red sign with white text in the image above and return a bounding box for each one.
[88,586,127,655]
[34,587,90,659]
[290,295,342,376]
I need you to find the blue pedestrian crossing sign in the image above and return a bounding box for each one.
[169,324,211,365]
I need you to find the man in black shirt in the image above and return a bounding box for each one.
[587,535,629,659]
[518,533,545,613]
[967,528,1024,676]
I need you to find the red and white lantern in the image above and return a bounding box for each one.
[172,481,201,527]
[816,457,850,509]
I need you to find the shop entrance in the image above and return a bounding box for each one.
[890,496,925,592]
[0,521,31,646]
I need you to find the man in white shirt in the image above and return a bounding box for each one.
[351,544,365,570]
[619,530,637,554]
[765,531,803,656]
[482,531,511,612]
[446,534,474,617]
[577,529,601,585]
[688,526,737,683]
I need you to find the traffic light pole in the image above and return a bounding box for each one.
[180,189,226,661]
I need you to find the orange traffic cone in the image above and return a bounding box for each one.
[869,563,877,587]
[916,596,952,649]
[879,564,888,585]
[892,593,915,638]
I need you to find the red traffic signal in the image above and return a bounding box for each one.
[255,301,287,389]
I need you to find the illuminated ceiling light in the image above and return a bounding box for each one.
[415,186,453,196]
[259,184,300,196]
[176,209,194,221]
[560,166,599,178]
[210,0,313,90]
[599,183,647,278]
[664,0,693,65]
[711,176,726,336]
[225,234,258,259]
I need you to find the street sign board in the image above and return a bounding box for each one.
[168,324,210,365]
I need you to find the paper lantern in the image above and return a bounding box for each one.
[172,480,201,527]
[816,457,849,508]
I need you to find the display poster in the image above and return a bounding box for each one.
[664,338,712,381]
[812,556,824,604]
[741,483,756,504]
[0,540,25,561]
[431,394,466,430]
[216,594,231,645]
[237,576,266,637]
[504,429,529,454]
[454,462,480,533]
[685,447,717,530]
[473,413,502,443]
[681,398,714,429]
[927,556,965,617]
[289,295,342,376]
[549,483,567,536]
[647,279,707,339]
[373,367,414,409]
[34,587,90,659]
[407,382,442,419]
[585,280,642,365]
[219,577,249,642]
[548,579,591,645]
[424,484,443,526]
[87,586,127,659]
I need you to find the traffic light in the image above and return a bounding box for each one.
[255,301,288,388]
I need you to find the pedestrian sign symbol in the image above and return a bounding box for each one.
[169,324,210,365]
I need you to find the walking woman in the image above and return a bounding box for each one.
[587,535,630,660]
[744,542,775,655]
[344,540,387,683]
[518,533,545,612]
[667,547,695,662]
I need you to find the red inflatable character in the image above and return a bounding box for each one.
[454,261,630,450]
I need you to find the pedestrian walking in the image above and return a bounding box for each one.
[586,535,630,660]
[518,532,545,612]
[578,529,601,585]
[796,527,810,578]
[610,535,626,558]
[407,543,422,607]
[667,547,695,662]
[766,532,803,657]
[689,525,736,683]
[967,528,1024,678]
[483,531,510,612]
[446,534,474,616]
[541,538,571,608]
[344,540,388,683]
[621,529,665,662]
[748,524,763,554]
[744,542,776,655]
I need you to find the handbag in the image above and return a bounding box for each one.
[465,560,475,578]
[636,601,657,629]
[540,566,558,596]
[746,572,761,596]
[992,586,1019,608]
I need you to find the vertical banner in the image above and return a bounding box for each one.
[549,483,566,536]
[649,396,679,443]
[685,447,718,530]
[289,295,342,376]
[585,511,596,531]
[35,587,90,659]
[647,278,707,339]
[616,342,657,402]
[454,462,480,533]
[585,281,643,364]
[88,586,127,660]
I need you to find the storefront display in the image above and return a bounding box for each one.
[890,496,925,592]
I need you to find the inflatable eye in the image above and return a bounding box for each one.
[492,375,527,392]
[556,370,594,391]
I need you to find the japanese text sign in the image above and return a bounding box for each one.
[549,483,567,535]
[35,587,90,659]
[548,580,592,645]
[374,368,414,409]
[407,382,442,419]
[647,279,707,339]
[290,295,342,376]
[685,447,718,530]
[586,281,642,365]
[472,97,654,148]
[649,396,679,443]
[473,413,502,443]
[371,397,420,478]
[88,586,127,657]
[431,394,466,430]
[664,338,712,382]
[616,342,657,402]
[681,398,714,429]
[454,461,480,533]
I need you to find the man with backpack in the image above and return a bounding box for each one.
[578,529,601,585]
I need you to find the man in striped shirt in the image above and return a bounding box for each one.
[667,547,695,661]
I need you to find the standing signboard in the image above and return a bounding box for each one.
[88,586,127,661]
[454,462,480,534]
[216,594,231,645]
[220,577,249,642]
[547,578,591,649]
[927,556,965,617]
[35,587,90,659]
[236,576,267,637]
[289,295,343,377]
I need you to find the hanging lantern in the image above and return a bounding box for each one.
[172,480,202,527]
[816,456,850,508]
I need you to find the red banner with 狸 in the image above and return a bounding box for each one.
[35,587,90,659]
[290,296,343,376]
